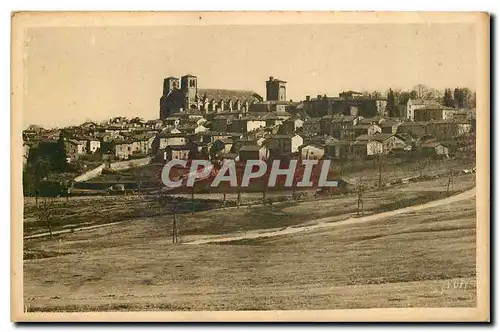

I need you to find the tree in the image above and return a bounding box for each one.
[36,197,56,237]
[135,170,145,196]
[386,89,399,117]
[413,84,430,99]
[371,91,383,99]
[442,89,454,108]
[453,87,474,109]
[470,92,476,108]
[398,91,411,105]
[453,88,464,108]
[461,88,473,108]
[55,132,68,172]
[25,155,51,206]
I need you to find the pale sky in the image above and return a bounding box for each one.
[23,23,476,128]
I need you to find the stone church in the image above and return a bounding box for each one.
[159,74,288,119]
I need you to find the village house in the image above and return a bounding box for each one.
[302,117,321,135]
[131,134,155,155]
[397,122,428,138]
[279,117,304,135]
[405,99,440,121]
[350,136,381,157]
[238,145,269,162]
[425,120,463,141]
[421,142,450,158]
[324,115,358,138]
[380,120,401,134]
[340,123,381,140]
[110,139,132,160]
[151,132,187,155]
[230,116,266,133]
[211,114,236,132]
[355,133,407,155]
[159,145,191,161]
[86,137,101,154]
[262,113,282,127]
[300,143,325,160]
[303,91,387,118]
[64,139,87,162]
[265,134,304,156]
[413,105,456,122]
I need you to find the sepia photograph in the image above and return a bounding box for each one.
[10,11,490,322]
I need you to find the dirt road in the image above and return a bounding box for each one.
[185,187,476,245]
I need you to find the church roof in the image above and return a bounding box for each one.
[198,89,263,103]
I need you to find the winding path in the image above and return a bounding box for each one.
[185,187,476,245]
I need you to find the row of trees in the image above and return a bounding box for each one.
[383,85,476,117]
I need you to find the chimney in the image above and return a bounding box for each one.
[269,76,274,81]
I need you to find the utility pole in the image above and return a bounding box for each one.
[172,204,179,244]
[447,168,454,195]
[378,156,383,190]
[191,183,195,215]
[262,176,267,204]
[357,180,364,216]
[237,183,241,207]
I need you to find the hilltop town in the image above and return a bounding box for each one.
[22,74,476,197]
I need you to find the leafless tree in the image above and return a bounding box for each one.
[135,170,146,197]
[36,197,56,238]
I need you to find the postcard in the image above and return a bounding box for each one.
[11,11,490,322]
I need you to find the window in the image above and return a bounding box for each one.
[189,80,196,88]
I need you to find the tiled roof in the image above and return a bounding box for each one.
[198,89,263,103]
[275,110,292,117]
[355,133,393,142]
[301,143,325,149]
[239,145,263,152]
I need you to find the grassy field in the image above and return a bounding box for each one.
[23,172,475,238]
[23,194,476,311]
[22,157,477,311]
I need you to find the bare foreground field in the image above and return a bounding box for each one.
[22,173,477,311]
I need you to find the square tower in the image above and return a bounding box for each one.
[163,77,180,95]
[180,74,198,106]
[266,76,287,102]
